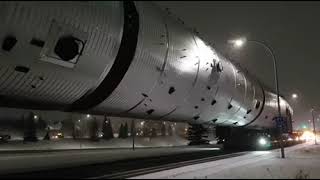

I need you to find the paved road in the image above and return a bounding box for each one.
[0,145,230,178]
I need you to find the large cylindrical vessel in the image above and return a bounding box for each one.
[0,1,292,130]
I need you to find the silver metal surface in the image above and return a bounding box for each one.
[0,1,293,129]
[0,1,123,107]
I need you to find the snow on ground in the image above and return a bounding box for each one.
[132,141,320,179]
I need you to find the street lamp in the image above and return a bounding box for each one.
[231,38,246,48]
[292,93,298,99]
[229,37,285,158]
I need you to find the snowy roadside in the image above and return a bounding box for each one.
[131,142,319,179]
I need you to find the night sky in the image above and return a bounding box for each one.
[155,1,320,130]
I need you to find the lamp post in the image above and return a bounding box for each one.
[229,37,285,158]
[131,119,135,151]
[311,108,318,145]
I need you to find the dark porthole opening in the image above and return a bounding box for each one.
[217,62,223,72]
[194,106,199,109]
[212,118,218,123]
[246,109,252,114]
[206,86,211,90]
[211,99,217,106]
[146,109,154,115]
[255,101,261,109]
[141,93,148,97]
[2,35,17,51]
[30,38,45,47]
[54,35,80,61]
[228,103,233,110]
[201,98,205,101]
[14,66,29,73]
[193,115,200,120]
[168,86,175,94]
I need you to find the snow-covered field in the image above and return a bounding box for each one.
[132,141,320,179]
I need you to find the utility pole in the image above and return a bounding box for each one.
[131,119,135,151]
[311,108,318,145]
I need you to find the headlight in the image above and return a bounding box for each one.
[258,137,267,146]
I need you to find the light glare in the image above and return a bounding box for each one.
[229,38,247,48]
[234,39,244,47]
[292,93,298,99]
[259,137,267,146]
[301,130,315,141]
